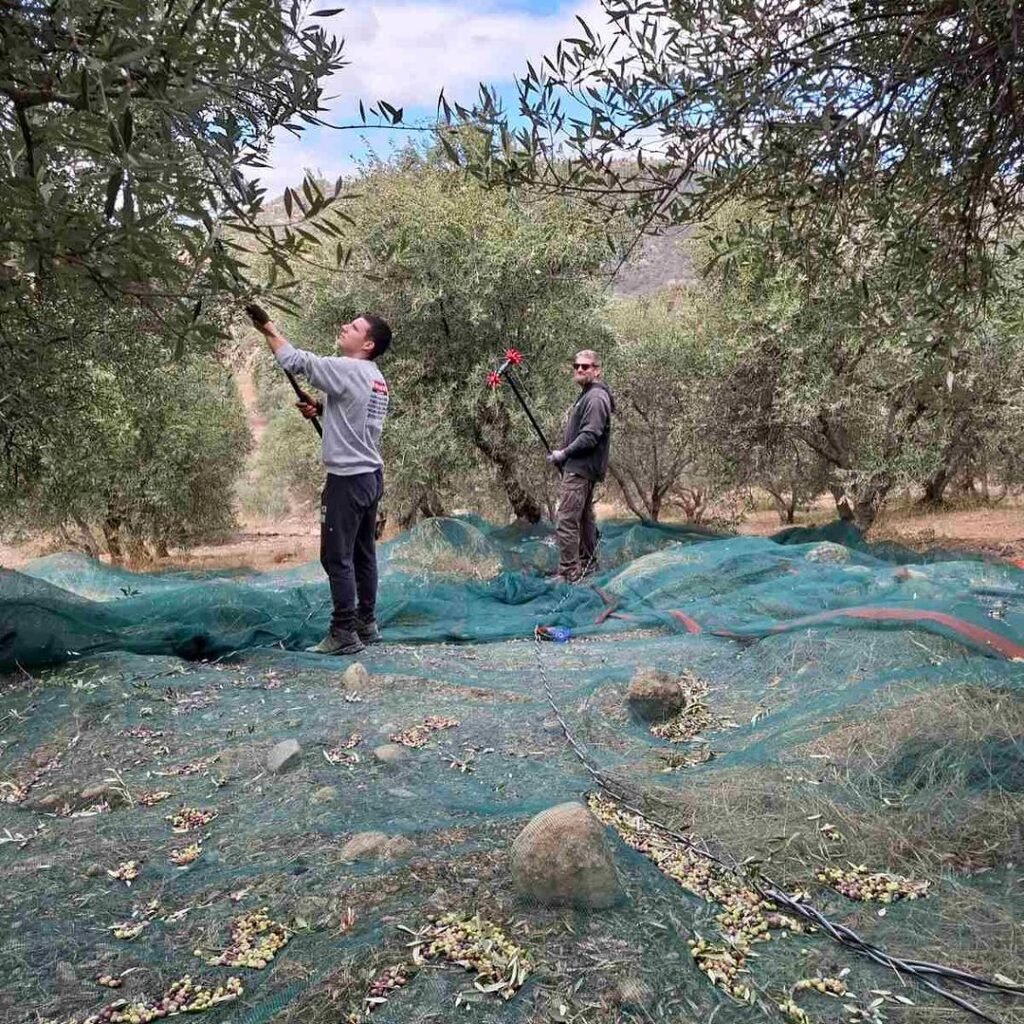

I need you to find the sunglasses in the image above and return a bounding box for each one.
[572,362,595,370]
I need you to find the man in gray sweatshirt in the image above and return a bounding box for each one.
[247,304,392,655]
[546,349,614,581]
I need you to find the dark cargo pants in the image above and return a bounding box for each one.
[321,470,384,633]
[555,472,598,579]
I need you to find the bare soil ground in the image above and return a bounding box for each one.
[4,500,1022,573]
[739,500,1024,561]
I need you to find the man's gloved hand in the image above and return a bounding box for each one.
[546,449,567,465]
[244,302,270,327]
[296,399,323,420]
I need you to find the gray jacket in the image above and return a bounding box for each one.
[275,343,388,477]
[561,381,614,482]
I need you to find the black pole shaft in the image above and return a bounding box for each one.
[505,370,552,453]
[283,369,323,437]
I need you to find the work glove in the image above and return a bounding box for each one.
[546,449,567,465]
[244,302,270,327]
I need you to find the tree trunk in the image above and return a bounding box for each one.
[675,485,708,523]
[125,533,151,565]
[921,465,950,506]
[830,487,855,522]
[101,516,124,563]
[766,484,796,523]
[502,471,544,522]
[471,424,543,523]
[608,465,654,523]
[155,538,170,558]
[69,515,101,558]
[418,493,446,519]
[397,492,447,530]
[850,476,892,532]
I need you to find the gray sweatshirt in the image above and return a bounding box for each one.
[275,342,388,477]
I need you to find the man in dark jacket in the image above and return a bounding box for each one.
[546,349,614,581]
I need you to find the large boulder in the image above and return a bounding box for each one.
[510,802,623,909]
[626,667,686,723]
[267,739,302,774]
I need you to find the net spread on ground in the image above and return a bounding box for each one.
[1,519,1022,1024]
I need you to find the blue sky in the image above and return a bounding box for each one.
[261,0,601,195]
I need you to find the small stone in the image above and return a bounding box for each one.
[84,862,104,878]
[342,662,369,688]
[373,743,408,765]
[30,746,59,768]
[382,836,416,860]
[25,785,80,811]
[310,786,338,805]
[510,801,623,910]
[266,738,302,773]
[626,667,686,723]
[293,897,321,927]
[339,831,416,862]
[339,831,390,862]
[216,745,256,776]
[80,781,131,808]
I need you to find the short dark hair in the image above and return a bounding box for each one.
[364,315,392,360]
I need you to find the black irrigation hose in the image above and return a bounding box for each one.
[531,570,1024,1024]
[760,887,1016,1022]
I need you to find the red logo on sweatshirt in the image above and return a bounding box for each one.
[371,380,389,395]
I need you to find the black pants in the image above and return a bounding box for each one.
[321,470,383,633]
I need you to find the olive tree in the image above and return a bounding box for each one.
[700,218,1024,529]
[604,292,739,522]
[2,290,250,560]
[453,0,1024,307]
[2,0,352,506]
[250,145,616,526]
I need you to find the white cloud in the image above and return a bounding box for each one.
[328,0,601,110]
[259,0,603,195]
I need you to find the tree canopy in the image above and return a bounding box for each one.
[455,0,1024,307]
[1,0,352,333]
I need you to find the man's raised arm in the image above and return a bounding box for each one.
[245,302,347,397]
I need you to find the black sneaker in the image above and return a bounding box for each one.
[305,629,366,655]
[355,618,381,644]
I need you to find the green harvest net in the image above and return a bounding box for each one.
[1,519,1023,1024]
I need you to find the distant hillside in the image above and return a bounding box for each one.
[609,224,695,297]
